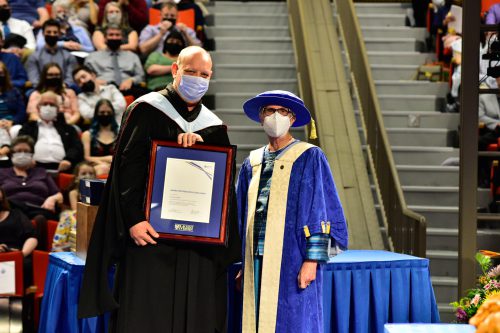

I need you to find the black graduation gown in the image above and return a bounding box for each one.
[78,87,242,333]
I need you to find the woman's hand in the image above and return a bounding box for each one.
[41,196,57,212]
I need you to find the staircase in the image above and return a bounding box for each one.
[340,2,500,322]
[207,1,305,167]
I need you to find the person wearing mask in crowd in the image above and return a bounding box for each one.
[0,60,25,159]
[236,91,348,333]
[52,161,96,251]
[73,65,126,127]
[26,62,80,125]
[81,99,117,176]
[139,2,200,57]
[0,185,38,287]
[85,24,146,98]
[98,0,148,34]
[19,91,83,172]
[0,135,62,220]
[92,1,137,52]
[71,0,98,35]
[0,0,36,57]
[35,0,94,54]
[145,29,184,91]
[79,46,241,333]
[26,19,78,87]
[8,0,48,29]
[0,30,27,89]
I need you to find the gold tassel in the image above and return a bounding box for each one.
[303,225,311,238]
[309,118,317,140]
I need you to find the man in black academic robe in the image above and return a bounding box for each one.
[78,46,241,333]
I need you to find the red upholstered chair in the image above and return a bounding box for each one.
[0,251,24,296]
[124,95,135,107]
[57,173,75,192]
[32,250,50,328]
[482,0,500,15]
[178,8,196,31]
[149,8,161,25]
[46,220,59,251]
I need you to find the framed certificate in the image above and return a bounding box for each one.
[145,140,236,246]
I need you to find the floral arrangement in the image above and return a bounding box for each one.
[450,252,500,323]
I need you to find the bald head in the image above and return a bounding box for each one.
[38,91,59,107]
[176,46,212,68]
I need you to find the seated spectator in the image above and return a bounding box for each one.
[0,135,63,221]
[20,91,83,172]
[145,29,184,91]
[177,0,206,43]
[0,185,38,286]
[52,161,95,251]
[85,24,147,98]
[70,0,98,34]
[92,1,137,52]
[81,99,117,176]
[0,60,25,158]
[486,3,500,25]
[98,0,148,34]
[0,0,36,58]
[35,0,94,54]
[0,30,27,89]
[9,0,48,29]
[411,0,430,27]
[139,2,201,56]
[73,65,125,126]
[27,62,80,125]
[25,19,78,87]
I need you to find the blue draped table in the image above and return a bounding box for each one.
[228,250,440,333]
[38,252,107,333]
[384,324,476,333]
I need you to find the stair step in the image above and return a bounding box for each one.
[356,110,459,129]
[437,304,456,323]
[235,143,262,165]
[371,64,419,80]
[211,2,287,14]
[227,125,306,145]
[374,81,448,97]
[215,36,292,51]
[366,51,435,65]
[431,276,458,305]
[375,94,443,112]
[408,205,458,229]
[384,128,451,147]
[397,165,459,187]
[356,13,407,27]
[211,50,295,65]
[362,38,422,52]
[401,186,489,207]
[214,64,296,80]
[215,13,289,26]
[354,3,410,15]
[427,228,500,252]
[206,25,290,38]
[391,146,459,165]
[427,250,459,277]
[213,79,297,94]
[361,26,426,39]
[215,109,255,127]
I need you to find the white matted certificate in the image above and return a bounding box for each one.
[161,158,215,223]
[0,261,16,294]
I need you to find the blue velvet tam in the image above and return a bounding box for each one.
[243,90,312,127]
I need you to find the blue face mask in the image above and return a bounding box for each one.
[177,74,210,103]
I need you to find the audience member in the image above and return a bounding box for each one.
[19,91,83,172]
[0,185,37,286]
[72,65,125,126]
[139,2,200,56]
[85,24,146,98]
[486,3,500,25]
[71,0,98,34]
[92,1,137,52]
[81,99,117,176]
[145,29,184,91]
[26,19,78,87]
[0,0,36,56]
[0,61,25,152]
[52,161,96,251]
[0,30,27,89]
[35,0,94,54]
[27,62,80,125]
[9,0,48,29]
[0,135,62,220]
[411,0,430,27]
[98,0,148,34]
[177,0,206,42]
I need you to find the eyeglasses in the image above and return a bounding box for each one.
[261,107,293,117]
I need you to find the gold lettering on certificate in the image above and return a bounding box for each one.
[174,224,194,232]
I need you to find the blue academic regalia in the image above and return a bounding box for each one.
[236,144,348,333]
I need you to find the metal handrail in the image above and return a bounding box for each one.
[335,0,427,256]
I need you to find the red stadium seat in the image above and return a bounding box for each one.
[482,0,500,15]
[0,251,24,296]
[124,95,135,107]
[149,8,161,25]
[178,8,196,31]
[57,173,75,192]
[46,220,59,251]
[32,250,49,328]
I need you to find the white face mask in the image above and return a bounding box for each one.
[39,105,58,121]
[262,112,291,138]
[107,12,122,24]
[11,152,33,168]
